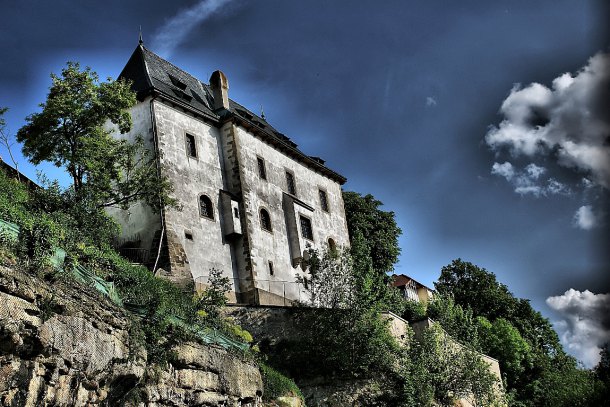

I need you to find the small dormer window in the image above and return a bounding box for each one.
[169,74,187,90]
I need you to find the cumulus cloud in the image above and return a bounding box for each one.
[491,161,569,197]
[546,289,610,368]
[573,205,599,230]
[151,0,234,58]
[486,52,610,190]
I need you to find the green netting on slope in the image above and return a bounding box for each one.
[1,218,248,352]
[0,219,19,240]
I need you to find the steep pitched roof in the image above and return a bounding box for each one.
[118,45,346,184]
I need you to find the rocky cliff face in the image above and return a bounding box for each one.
[0,265,262,406]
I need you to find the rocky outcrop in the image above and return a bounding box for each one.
[0,265,262,406]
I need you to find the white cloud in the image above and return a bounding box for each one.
[573,205,598,230]
[486,53,610,190]
[491,161,515,180]
[546,289,610,368]
[426,96,437,107]
[151,0,234,58]
[491,161,569,197]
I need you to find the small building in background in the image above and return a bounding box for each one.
[392,274,434,303]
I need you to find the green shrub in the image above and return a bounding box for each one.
[0,170,31,225]
[260,363,303,401]
[16,214,63,271]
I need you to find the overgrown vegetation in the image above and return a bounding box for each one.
[260,363,304,402]
[425,259,610,406]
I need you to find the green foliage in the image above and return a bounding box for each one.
[194,267,231,324]
[259,363,303,401]
[427,295,480,349]
[342,191,401,276]
[294,247,400,378]
[401,324,503,407]
[16,214,63,272]
[435,258,606,407]
[478,317,532,389]
[0,170,30,225]
[16,62,176,212]
[401,297,427,321]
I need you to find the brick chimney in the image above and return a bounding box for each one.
[210,70,229,111]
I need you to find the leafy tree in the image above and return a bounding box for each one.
[402,323,503,407]
[0,107,21,175]
[427,295,480,349]
[435,259,515,321]
[342,191,401,275]
[194,267,231,324]
[477,317,532,389]
[16,62,174,212]
[295,247,399,377]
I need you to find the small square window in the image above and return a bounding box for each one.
[285,171,296,196]
[300,215,313,241]
[319,189,329,212]
[185,231,193,240]
[186,134,197,158]
[257,157,267,180]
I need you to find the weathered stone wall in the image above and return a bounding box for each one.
[105,100,161,261]
[153,101,238,291]
[0,265,263,406]
[232,125,350,304]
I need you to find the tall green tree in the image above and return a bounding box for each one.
[342,191,401,275]
[16,62,173,212]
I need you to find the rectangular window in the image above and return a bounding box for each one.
[185,133,197,158]
[319,189,329,212]
[268,261,274,276]
[300,215,313,241]
[286,171,296,195]
[257,157,267,180]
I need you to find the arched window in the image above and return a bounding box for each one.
[199,195,214,219]
[260,208,272,232]
[328,238,337,254]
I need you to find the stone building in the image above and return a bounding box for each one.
[107,43,350,306]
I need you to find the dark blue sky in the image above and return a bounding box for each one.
[1,0,608,366]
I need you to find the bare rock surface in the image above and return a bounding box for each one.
[0,265,262,406]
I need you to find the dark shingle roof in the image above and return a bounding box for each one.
[118,45,346,184]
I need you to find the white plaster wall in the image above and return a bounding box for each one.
[234,125,350,302]
[105,99,160,255]
[153,101,236,289]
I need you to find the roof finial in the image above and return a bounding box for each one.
[138,26,143,45]
[260,104,266,120]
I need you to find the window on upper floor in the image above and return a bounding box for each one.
[300,215,313,241]
[186,133,197,158]
[260,208,272,232]
[268,261,274,276]
[285,171,296,196]
[257,157,267,180]
[199,195,214,219]
[319,189,329,212]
